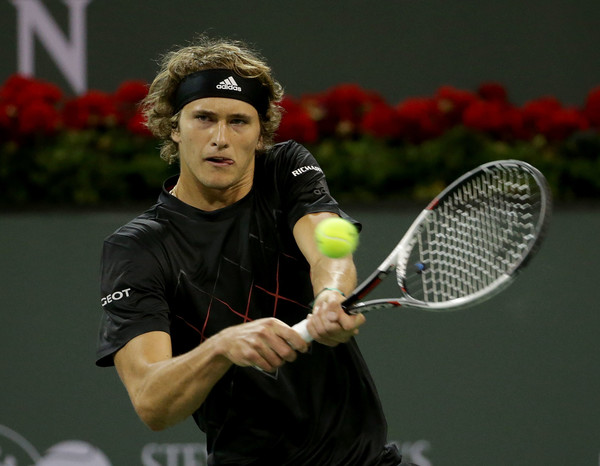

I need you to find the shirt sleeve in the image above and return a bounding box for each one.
[272,141,361,231]
[96,235,171,367]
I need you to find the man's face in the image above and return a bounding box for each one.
[172,97,262,200]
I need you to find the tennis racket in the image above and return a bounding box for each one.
[292,159,552,342]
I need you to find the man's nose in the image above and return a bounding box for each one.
[212,121,229,148]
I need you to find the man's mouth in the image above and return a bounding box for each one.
[205,156,234,166]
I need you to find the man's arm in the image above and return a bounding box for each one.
[113,318,309,431]
[293,212,366,345]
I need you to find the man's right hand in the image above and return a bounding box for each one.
[218,318,310,372]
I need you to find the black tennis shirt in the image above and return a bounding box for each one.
[96,141,401,465]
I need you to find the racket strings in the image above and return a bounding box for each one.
[405,166,542,303]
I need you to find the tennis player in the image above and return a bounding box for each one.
[96,35,414,466]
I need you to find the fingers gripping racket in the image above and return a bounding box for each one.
[292,159,552,342]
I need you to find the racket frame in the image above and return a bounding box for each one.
[342,159,552,314]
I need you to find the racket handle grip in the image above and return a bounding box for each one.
[291,319,313,342]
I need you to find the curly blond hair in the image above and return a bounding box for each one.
[142,35,284,164]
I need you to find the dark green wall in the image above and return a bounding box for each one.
[1,207,598,465]
[1,0,599,105]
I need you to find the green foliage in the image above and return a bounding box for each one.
[310,127,600,203]
[1,126,599,208]
[0,128,176,208]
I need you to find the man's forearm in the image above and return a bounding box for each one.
[310,254,357,297]
[117,332,233,431]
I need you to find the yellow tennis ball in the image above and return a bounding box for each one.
[315,217,359,258]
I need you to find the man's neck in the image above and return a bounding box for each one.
[171,179,252,212]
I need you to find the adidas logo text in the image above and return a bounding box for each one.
[216,76,242,92]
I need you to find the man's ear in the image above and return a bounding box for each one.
[171,127,181,144]
[256,135,264,151]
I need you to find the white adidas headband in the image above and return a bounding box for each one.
[172,69,270,117]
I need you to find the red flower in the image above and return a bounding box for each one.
[462,100,523,139]
[314,84,385,137]
[297,93,324,118]
[14,81,62,109]
[17,100,62,136]
[276,96,318,144]
[520,97,563,138]
[114,80,149,106]
[0,74,62,108]
[114,80,149,125]
[395,97,446,143]
[435,85,478,126]
[0,102,17,131]
[0,74,63,140]
[126,109,152,137]
[63,90,119,129]
[360,102,403,140]
[583,86,600,129]
[520,97,588,140]
[538,107,588,141]
[477,82,509,103]
[0,74,34,103]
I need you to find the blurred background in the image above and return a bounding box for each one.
[1,1,599,465]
